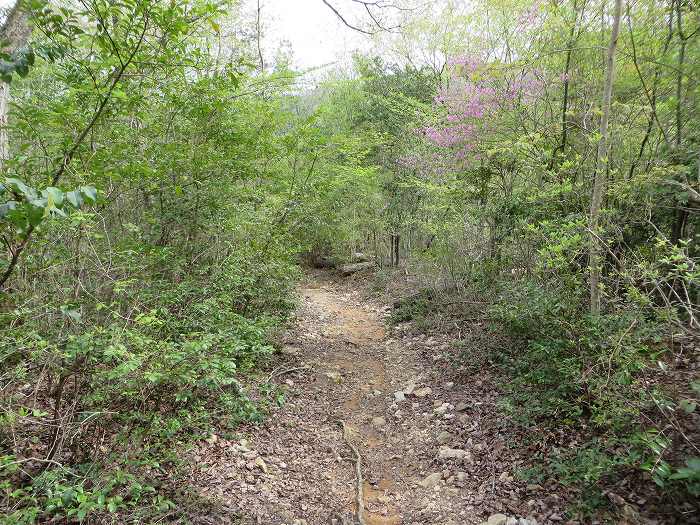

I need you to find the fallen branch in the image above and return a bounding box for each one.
[338,420,366,525]
[266,365,310,384]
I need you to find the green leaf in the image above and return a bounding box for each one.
[691,381,700,395]
[0,200,17,218]
[26,202,45,227]
[679,399,697,414]
[60,304,82,322]
[80,185,97,203]
[66,190,83,208]
[5,177,37,200]
[43,186,64,208]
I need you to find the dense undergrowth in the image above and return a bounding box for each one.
[387,265,698,520]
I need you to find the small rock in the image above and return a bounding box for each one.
[419,472,442,488]
[526,483,543,492]
[413,387,432,398]
[455,402,468,411]
[498,472,512,482]
[280,345,300,356]
[445,381,455,388]
[394,391,406,402]
[325,371,342,383]
[506,519,518,525]
[436,431,453,444]
[339,261,374,275]
[437,447,471,461]
[456,471,468,482]
[372,416,386,428]
[403,382,417,395]
[487,514,508,525]
[434,403,450,414]
[254,457,268,474]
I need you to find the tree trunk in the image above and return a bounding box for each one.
[255,0,264,72]
[670,0,688,245]
[391,234,400,267]
[0,81,9,168]
[589,0,623,315]
[548,0,579,172]
[0,2,30,171]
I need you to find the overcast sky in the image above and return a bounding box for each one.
[263,0,373,71]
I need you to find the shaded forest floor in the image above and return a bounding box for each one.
[185,270,573,525]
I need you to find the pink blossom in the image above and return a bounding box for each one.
[419,55,545,165]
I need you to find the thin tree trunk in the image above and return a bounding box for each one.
[256,0,264,72]
[394,234,400,267]
[0,82,9,169]
[548,0,579,172]
[674,0,685,150]
[670,0,688,244]
[626,0,674,179]
[0,2,29,171]
[589,0,623,315]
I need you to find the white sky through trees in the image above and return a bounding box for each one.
[263,0,372,70]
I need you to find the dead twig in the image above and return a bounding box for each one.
[266,366,310,384]
[338,420,366,525]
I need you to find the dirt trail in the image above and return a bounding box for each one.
[190,272,533,525]
[301,284,398,525]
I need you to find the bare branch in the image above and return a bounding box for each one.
[322,0,412,34]
[321,0,374,34]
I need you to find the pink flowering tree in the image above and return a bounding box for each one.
[422,55,545,167]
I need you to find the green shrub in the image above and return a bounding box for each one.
[491,277,664,429]
[390,289,436,324]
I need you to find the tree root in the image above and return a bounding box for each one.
[338,420,366,525]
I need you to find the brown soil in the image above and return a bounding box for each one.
[188,271,568,524]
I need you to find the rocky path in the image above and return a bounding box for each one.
[190,272,549,525]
